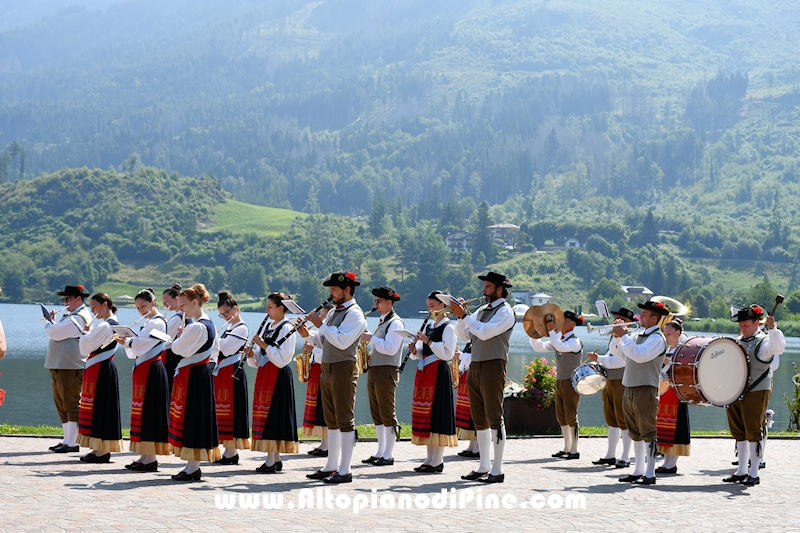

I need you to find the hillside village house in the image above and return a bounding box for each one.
[621,285,653,302]
[511,290,552,306]
[487,222,520,247]
[445,231,475,253]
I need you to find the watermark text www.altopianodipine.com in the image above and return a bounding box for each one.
[213,487,586,514]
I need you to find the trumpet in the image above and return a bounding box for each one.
[586,321,640,336]
[451,297,485,314]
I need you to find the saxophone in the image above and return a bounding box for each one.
[450,351,460,389]
[296,343,313,383]
[357,332,370,374]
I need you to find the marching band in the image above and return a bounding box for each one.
[34,273,785,488]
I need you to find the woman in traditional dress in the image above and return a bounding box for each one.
[212,290,250,465]
[409,291,457,473]
[161,284,184,395]
[169,284,220,481]
[655,319,690,474]
[121,288,170,472]
[77,293,123,463]
[455,342,480,458]
[302,303,333,457]
[247,292,298,473]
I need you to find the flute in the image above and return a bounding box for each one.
[398,312,433,374]
[38,306,67,323]
[270,296,333,347]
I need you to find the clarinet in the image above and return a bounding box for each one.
[234,315,270,380]
[270,296,333,347]
[398,313,432,374]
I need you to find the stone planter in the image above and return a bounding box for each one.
[503,398,559,435]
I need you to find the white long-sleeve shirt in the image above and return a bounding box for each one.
[124,314,167,360]
[308,299,366,351]
[79,314,118,356]
[455,298,515,342]
[611,325,666,363]
[164,312,183,344]
[369,312,405,356]
[246,319,295,369]
[530,329,582,354]
[171,312,220,363]
[412,319,456,362]
[597,337,626,369]
[458,349,472,372]
[219,321,248,357]
[45,309,88,341]
[757,327,786,365]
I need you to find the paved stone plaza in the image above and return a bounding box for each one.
[0,435,797,532]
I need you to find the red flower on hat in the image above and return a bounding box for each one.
[752,305,762,315]
[654,302,666,309]
[345,272,357,282]
[392,292,400,300]
[77,284,84,291]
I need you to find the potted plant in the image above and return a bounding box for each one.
[503,357,559,434]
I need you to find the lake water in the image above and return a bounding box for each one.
[1,303,798,431]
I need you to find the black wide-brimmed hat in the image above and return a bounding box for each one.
[637,300,670,316]
[477,271,512,288]
[610,307,635,321]
[322,271,361,287]
[564,310,584,325]
[56,285,90,297]
[731,304,766,323]
[372,286,400,302]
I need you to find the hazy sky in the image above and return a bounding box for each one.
[0,0,122,31]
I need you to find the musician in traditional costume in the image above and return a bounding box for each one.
[161,284,184,394]
[44,285,93,453]
[723,304,785,486]
[530,310,584,460]
[212,291,250,465]
[453,271,515,484]
[655,319,690,474]
[408,291,457,473]
[121,288,170,472]
[76,293,123,463]
[299,272,367,484]
[455,343,480,458]
[611,300,669,485]
[588,307,635,468]
[361,286,405,467]
[247,293,299,473]
[168,284,220,482]
[303,303,333,457]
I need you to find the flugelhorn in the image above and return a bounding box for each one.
[586,321,640,335]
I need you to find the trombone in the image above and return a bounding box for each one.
[586,321,640,336]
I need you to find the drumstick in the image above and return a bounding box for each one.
[770,294,785,316]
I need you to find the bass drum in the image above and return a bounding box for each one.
[669,336,750,407]
[571,362,608,396]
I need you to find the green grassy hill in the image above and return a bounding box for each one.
[203,200,307,237]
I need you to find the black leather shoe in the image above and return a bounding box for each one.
[361,456,379,464]
[592,457,616,466]
[52,444,79,453]
[49,442,64,451]
[256,462,278,474]
[458,450,480,458]
[565,453,580,460]
[129,461,158,472]
[551,451,568,458]
[741,475,760,486]
[82,452,110,464]
[275,461,283,472]
[618,474,641,483]
[479,473,504,483]
[171,469,201,482]
[306,469,335,480]
[723,474,748,483]
[124,461,140,470]
[309,448,328,457]
[760,461,766,469]
[655,466,677,474]
[324,472,353,484]
[416,463,443,473]
[373,457,394,466]
[615,460,630,468]
[461,470,488,481]
[633,476,656,485]
[214,454,239,465]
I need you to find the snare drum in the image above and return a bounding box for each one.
[571,362,608,396]
[669,336,750,407]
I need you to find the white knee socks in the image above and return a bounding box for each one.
[735,441,749,476]
[605,427,621,459]
[569,426,578,454]
[466,439,479,453]
[490,427,506,476]
[64,421,78,447]
[185,460,201,474]
[560,425,571,452]
[644,441,657,478]
[223,447,237,458]
[338,431,356,475]
[374,424,386,458]
[748,441,760,479]
[432,446,444,466]
[425,444,434,465]
[477,429,492,473]
[320,433,329,451]
[324,429,341,471]
[632,440,647,476]
[620,429,632,462]
[663,454,678,469]
[383,426,396,459]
